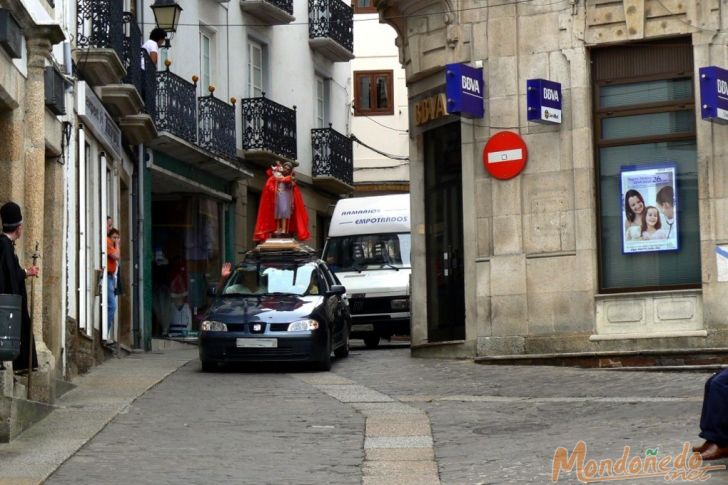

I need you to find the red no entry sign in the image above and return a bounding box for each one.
[483,131,528,180]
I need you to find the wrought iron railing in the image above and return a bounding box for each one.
[199,94,236,161]
[76,0,124,54]
[122,13,141,86]
[243,0,294,16]
[241,95,297,161]
[311,126,353,186]
[155,69,197,145]
[308,0,353,53]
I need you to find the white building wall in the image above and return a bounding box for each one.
[351,12,409,186]
[144,0,352,180]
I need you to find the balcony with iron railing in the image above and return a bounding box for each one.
[308,0,354,62]
[149,62,248,181]
[75,0,125,85]
[311,125,354,194]
[241,94,297,167]
[239,0,295,25]
[76,5,157,143]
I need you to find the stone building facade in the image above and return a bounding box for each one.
[0,0,65,439]
[376,0,728,360]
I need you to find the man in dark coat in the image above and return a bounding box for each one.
[0,202,38,371]
[693,368,728,460]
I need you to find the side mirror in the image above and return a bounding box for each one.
[207,284,217,297]
[327,284,346,296]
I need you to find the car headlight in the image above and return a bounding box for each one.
[201,320,228,332]
[287,319,320,332]
[391,298,409,311]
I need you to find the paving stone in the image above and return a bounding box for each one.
[351,402,426,417]
[365,436,434,449]
[366,416,432,437]
[315,384,394,403]
[293,373,354,386]
[362,460,440,483]
[365,447,435,461]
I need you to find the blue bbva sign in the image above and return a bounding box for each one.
[700,66,728,124]
[445,63,484,119]
[527,79,562,124]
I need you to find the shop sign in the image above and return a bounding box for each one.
[620,163,678,254]
[527,78,562,124]
[699,66,728,124]
[482,131,528,180]
[414,93,448,126]
[445,63,484,119]
[76,81,122,160]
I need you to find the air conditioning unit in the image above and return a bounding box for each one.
[44,67,66,116]
[0,9,22,59]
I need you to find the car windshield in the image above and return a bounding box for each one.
[322,233,411,272]
[222,261,320,297]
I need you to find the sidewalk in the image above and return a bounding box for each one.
[0,346,197,485]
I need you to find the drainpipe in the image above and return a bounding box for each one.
[133,0,145,350]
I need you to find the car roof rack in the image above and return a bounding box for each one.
[241,239,319,263]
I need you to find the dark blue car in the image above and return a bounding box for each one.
[199,245,351,371]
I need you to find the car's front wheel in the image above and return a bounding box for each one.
[334,324,350,359]
[317,333,332,371]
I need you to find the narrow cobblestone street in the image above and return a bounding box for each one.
[39,343,728,484]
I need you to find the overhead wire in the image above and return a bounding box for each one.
[350,134,409,161]
[361,115,409,133]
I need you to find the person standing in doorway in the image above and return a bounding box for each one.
[107,228,120,341]
[0,202,39,371]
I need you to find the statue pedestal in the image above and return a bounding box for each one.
[256,238,300,251]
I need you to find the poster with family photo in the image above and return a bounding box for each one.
[620,164,678,254]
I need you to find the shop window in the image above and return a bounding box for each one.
[593,38,701,292]
[354,70,393,116]
[351,0,376,14]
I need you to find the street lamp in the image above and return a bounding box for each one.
[151,0,183,33]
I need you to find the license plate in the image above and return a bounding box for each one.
[236,338,278,348]
[352,324,374,332]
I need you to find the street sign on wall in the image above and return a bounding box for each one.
[483,131,528,180]
[527,78,562,124]
[445,63,484,119]
[699,66,728,124]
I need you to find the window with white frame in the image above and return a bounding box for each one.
[315,75,329,128]
[248,40,264,98]
[200,28,216,95]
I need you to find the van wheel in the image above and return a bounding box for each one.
[363,335,380,349]
[334,326,350,359]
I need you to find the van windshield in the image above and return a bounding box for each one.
[323,233,411,272]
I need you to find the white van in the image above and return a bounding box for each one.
[322,194,411,348]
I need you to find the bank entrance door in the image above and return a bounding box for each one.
[424,122,465,341]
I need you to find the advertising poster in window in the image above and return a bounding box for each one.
[620,164,678,254]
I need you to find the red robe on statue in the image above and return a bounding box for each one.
[253,168,310,243]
